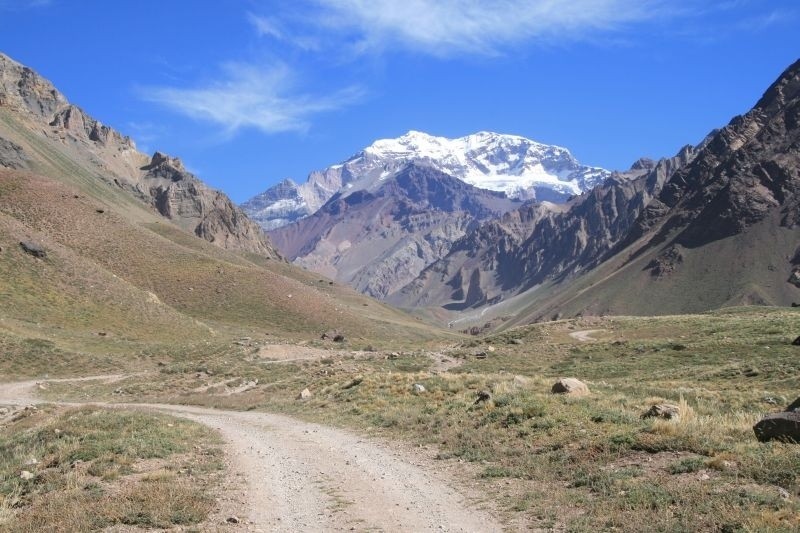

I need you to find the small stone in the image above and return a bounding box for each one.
[412,383,426,394]
[19,241,46,258]
[474,390,492,405]
[226,516,240,524]
[297,388,312,400]
[642,403,681,420]
[508,338,524,345]
[778,487,791,501]
[20,470,34,480]
[486,346,495,352]
[24,458,38,466]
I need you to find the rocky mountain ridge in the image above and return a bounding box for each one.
[243,130,610,230]
[394,59,800,323]
[0,52,280,258]
[268,162,521,298]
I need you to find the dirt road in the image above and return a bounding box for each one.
[0,378,501,532]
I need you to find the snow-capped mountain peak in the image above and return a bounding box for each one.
[242,131,610,230]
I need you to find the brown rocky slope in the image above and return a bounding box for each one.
[0,52,279,258]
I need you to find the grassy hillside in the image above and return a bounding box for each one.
[0,167,451,377]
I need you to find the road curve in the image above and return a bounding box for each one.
[0,378,501,532]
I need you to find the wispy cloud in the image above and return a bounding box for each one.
[247,12,321,51]
[309,0,669,56]
[247,12,284,39]
[139,62,363,136]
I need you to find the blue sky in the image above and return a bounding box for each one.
[1,1,798,202]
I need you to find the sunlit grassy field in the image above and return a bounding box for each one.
[37,306,800,531]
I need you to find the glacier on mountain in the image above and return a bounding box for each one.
[242,130,610,230]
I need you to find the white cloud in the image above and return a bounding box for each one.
[311,0,667,55]
[248,12,284,39]
[139,62,364,136]
[248,12,322,51]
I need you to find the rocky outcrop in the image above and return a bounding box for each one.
[0,136,28,169]
[630,59,800,252]
[0,52,280,259]
[138,153,281,258]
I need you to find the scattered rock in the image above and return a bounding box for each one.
[486,346,496,352]
[474,390,492,405]
[778,487,791,501]
[97,332,107,337]
[19,241,46,258]
[742,367,760,377]
[412,383,426,394]
[19,470,34,481]
[24,458,38,466]
[753,411,800,443]
[95,209,105,214]
[226,516,240,524]
[321,330,345,342]
[551,377,589,396]
[792,303,799,308]
[342,377,363,389]
[792,336,800,346]
[508,338,524,345]
[642,404,680,420]
[474,351,488,359]
[387,352,400,360]
[297,388,312,400]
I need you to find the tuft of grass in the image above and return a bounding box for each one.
[0,406,222,531]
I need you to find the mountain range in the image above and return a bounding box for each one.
[242,130,610,230]
[2,50,797,336]
[395,58,800,328]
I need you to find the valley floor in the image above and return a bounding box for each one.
[0,377,500,532]
[2,307,799,531]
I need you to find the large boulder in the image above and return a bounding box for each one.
[753,411,800,443]
[551,378,589,396]
[786,397,800,412]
